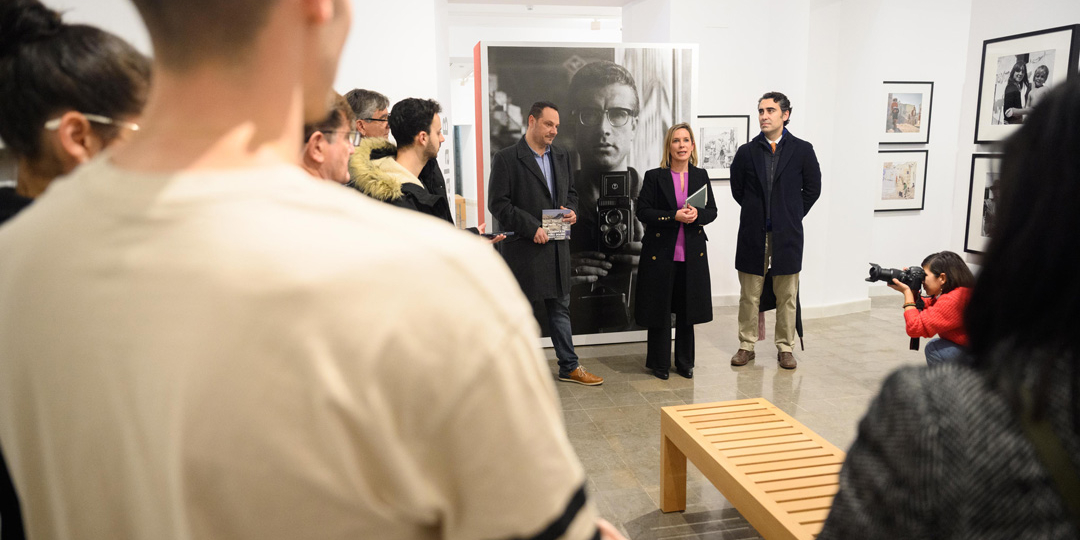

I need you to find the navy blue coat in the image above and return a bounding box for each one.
[488,137,578,302]
[730,129,821,276]
[634,166,718,328]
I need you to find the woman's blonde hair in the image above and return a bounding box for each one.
[660,122,699,169]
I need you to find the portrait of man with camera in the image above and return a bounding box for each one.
[567,60,646,334]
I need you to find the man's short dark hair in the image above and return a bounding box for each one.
[344,88,389,120]
[389,98,441,149]
[128,0,279,70]
[759,91,792,126]
[303,92,354,143]
[528,101,559,121]
[568,61,640,114]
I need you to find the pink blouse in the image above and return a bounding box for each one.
[671,170,688,262]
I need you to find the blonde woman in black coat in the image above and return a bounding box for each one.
[634,123,718,379]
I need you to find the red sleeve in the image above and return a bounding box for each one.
[903,288,971,339]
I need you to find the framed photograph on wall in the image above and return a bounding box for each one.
[880,81,933,144]
[875,150,928,212]
[965,154,1003,253]
[696,115,749,180]
[974,25,1080,144]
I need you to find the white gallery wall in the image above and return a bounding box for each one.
[624,0,1076,317]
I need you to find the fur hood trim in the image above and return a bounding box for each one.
[349,137,422,202]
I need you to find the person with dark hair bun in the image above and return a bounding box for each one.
[820,78,1080,539]
[0,2,149,536]
[887,250,976,366]
[0,0,151,225]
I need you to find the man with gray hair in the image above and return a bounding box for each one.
[345,88,390,139]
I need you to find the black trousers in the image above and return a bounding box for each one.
[645,262,695,373]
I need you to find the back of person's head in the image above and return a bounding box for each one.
[388,98,440,149]
[345,89,389,120]
[920,251,975,295]
[0,0,151,162]
[303,92,355,142]
[127,0,278,70]
[965,78,1080,383]
[567,61,640,114]
[759,92,792,126]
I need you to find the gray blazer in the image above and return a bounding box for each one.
[488,136,578,302]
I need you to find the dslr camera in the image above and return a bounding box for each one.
[866,263,926,301]
[866,263,927,350]
[596,171,633,252]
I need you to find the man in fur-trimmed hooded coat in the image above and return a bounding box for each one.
[350,137,454,223]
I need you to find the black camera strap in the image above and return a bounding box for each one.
[1019,386,1080,532]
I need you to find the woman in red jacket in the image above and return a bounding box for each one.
[888,251,976,365]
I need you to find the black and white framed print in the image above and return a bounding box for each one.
[696,115,749,180]
[965,154,1003,253]
[974,25,1080,144]
[881,81,933,144]
[875,150,928,212]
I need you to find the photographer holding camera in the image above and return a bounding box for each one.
[887,251,975,366]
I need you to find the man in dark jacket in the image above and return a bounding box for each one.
[350,98,455,222]
[729,92,821,370]
[489,102,604,386]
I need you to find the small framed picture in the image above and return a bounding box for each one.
[974,25,1080,144]
[875,150,928,212]
[965,154,1004,253]
[880,81,933,144]
[696,115,749,180]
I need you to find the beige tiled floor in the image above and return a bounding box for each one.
[546,296,923,539]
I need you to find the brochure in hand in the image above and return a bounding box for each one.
[542,209,572,240]
[686,184,708,209]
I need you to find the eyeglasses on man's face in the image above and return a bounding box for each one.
[44,113,140,132]
[323,129,362,146]
[362,116,389,123]
[574,107,636,128]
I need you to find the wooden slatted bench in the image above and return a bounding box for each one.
[660,398,845,540]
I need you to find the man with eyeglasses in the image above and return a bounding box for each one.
[345,88,391,139]
[565,60,645,335]
[301,92,358,184]
[351,97,455,222]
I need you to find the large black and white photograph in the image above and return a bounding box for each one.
[697,115,749,180]
[880,81,933,144]
[965,154,1003,253]
[478,42,696,340]
[975,25,1079,143]
[875,150,928,212]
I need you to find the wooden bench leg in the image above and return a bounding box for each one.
[660,431,686,512]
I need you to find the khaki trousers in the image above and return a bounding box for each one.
[737,232,799,353]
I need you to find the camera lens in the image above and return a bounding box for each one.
[604,211,622,225]
[603,228,624,248]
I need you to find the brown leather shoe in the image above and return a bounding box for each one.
[559,366,604,386]
[730,349,755,366]
[778,351,797,369]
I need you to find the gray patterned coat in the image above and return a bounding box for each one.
[819,362,1080,539]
